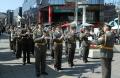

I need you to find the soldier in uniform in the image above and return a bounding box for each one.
[9,26,15,50]
[64,28,69,56]
[33,24,48,77]
[21,25,31,65]
[53,26,64,71]
[9,26,17,53]
[67,26,77,67]
[93,23,115,78]
[15,26,22,59]
[80,29,90,63]
[28,28,34,56]
[50,27,56,59]
[11,27,17,54]
[46,28,50,50]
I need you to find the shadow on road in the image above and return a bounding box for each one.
[0,33,102,78]
[0,48,10,50]
[0,63,36,78]
[60,63,101,77]
[0,57,101,78]
[0,51,16,61]
[0,33,9,40]
[0,63,66,78]
[46,56,101,78]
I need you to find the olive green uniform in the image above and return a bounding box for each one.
[33,29,47,76]
[53,30,63,70]
[94,31,115,78]
[67,30,77,67]
[15,28,22,58]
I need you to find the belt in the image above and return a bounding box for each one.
[98,45,113,50]
[54,42,62,44]
[70,42,76,44]
[22,37,28,38]
[36,43,46,45]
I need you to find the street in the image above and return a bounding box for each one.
[0,33,120,78]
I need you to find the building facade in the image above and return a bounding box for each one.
[22,0,37,25]
[22,0,117,26]
[38,0,105,24]
[0,12,6,27]
[104,4,117,22]
[13,7,22,26]
[6,10,14,26]
[88,0,104,4]
[104,0,118,22]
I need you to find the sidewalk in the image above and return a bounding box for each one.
[0,33,120,78]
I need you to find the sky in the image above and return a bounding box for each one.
[0,0,24,12]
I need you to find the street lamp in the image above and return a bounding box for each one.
[77,0,88,28]
[66,0,87,26]
[115,4,120,34]
[75,0,78,26]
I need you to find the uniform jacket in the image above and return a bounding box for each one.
[80,33,90,48]
[96,31,115,58]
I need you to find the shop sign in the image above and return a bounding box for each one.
[53,2,75,10]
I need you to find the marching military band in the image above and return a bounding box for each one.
[8,22,115,78]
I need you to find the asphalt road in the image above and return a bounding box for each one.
[0,33,120,78]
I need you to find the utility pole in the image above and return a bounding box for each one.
[116,2,120,34]
[75,0,78,27]
[118,12,120,34]
[75,0,87,26]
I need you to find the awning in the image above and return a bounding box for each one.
[80,23,94,27]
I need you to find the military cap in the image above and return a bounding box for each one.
[103,22,113,30]
[71,25,76,29]
[104,22,114,27]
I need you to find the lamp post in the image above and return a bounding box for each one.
[74,0,88,27]
[118,12,120,34]
[75,0,78,26]
[77,0,88,28]
[115,4,120,34]
[82,6,87,24]
[36,0,40,24]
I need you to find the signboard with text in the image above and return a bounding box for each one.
[53,2,75,12]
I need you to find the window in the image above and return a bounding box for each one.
[49,0,65,5]
[88,0,104,4]
[40,0,43,4]
[25,0,28,2]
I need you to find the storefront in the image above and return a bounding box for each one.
[22,0,105,26]
[38,2,76,24]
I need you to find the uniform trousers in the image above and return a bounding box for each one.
[68,43,76,65]
[23,50,30,63]
[16,38,22,58]
[65,41,68,55]
[54,44,63,69]
[21,38,30,63]
[82,47,89,62]
[50,41,54,59]
[35,44,47,75]
[101,58,112,78]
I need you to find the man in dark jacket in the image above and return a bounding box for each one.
[21,25,31,65]
[15,26,22,59]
